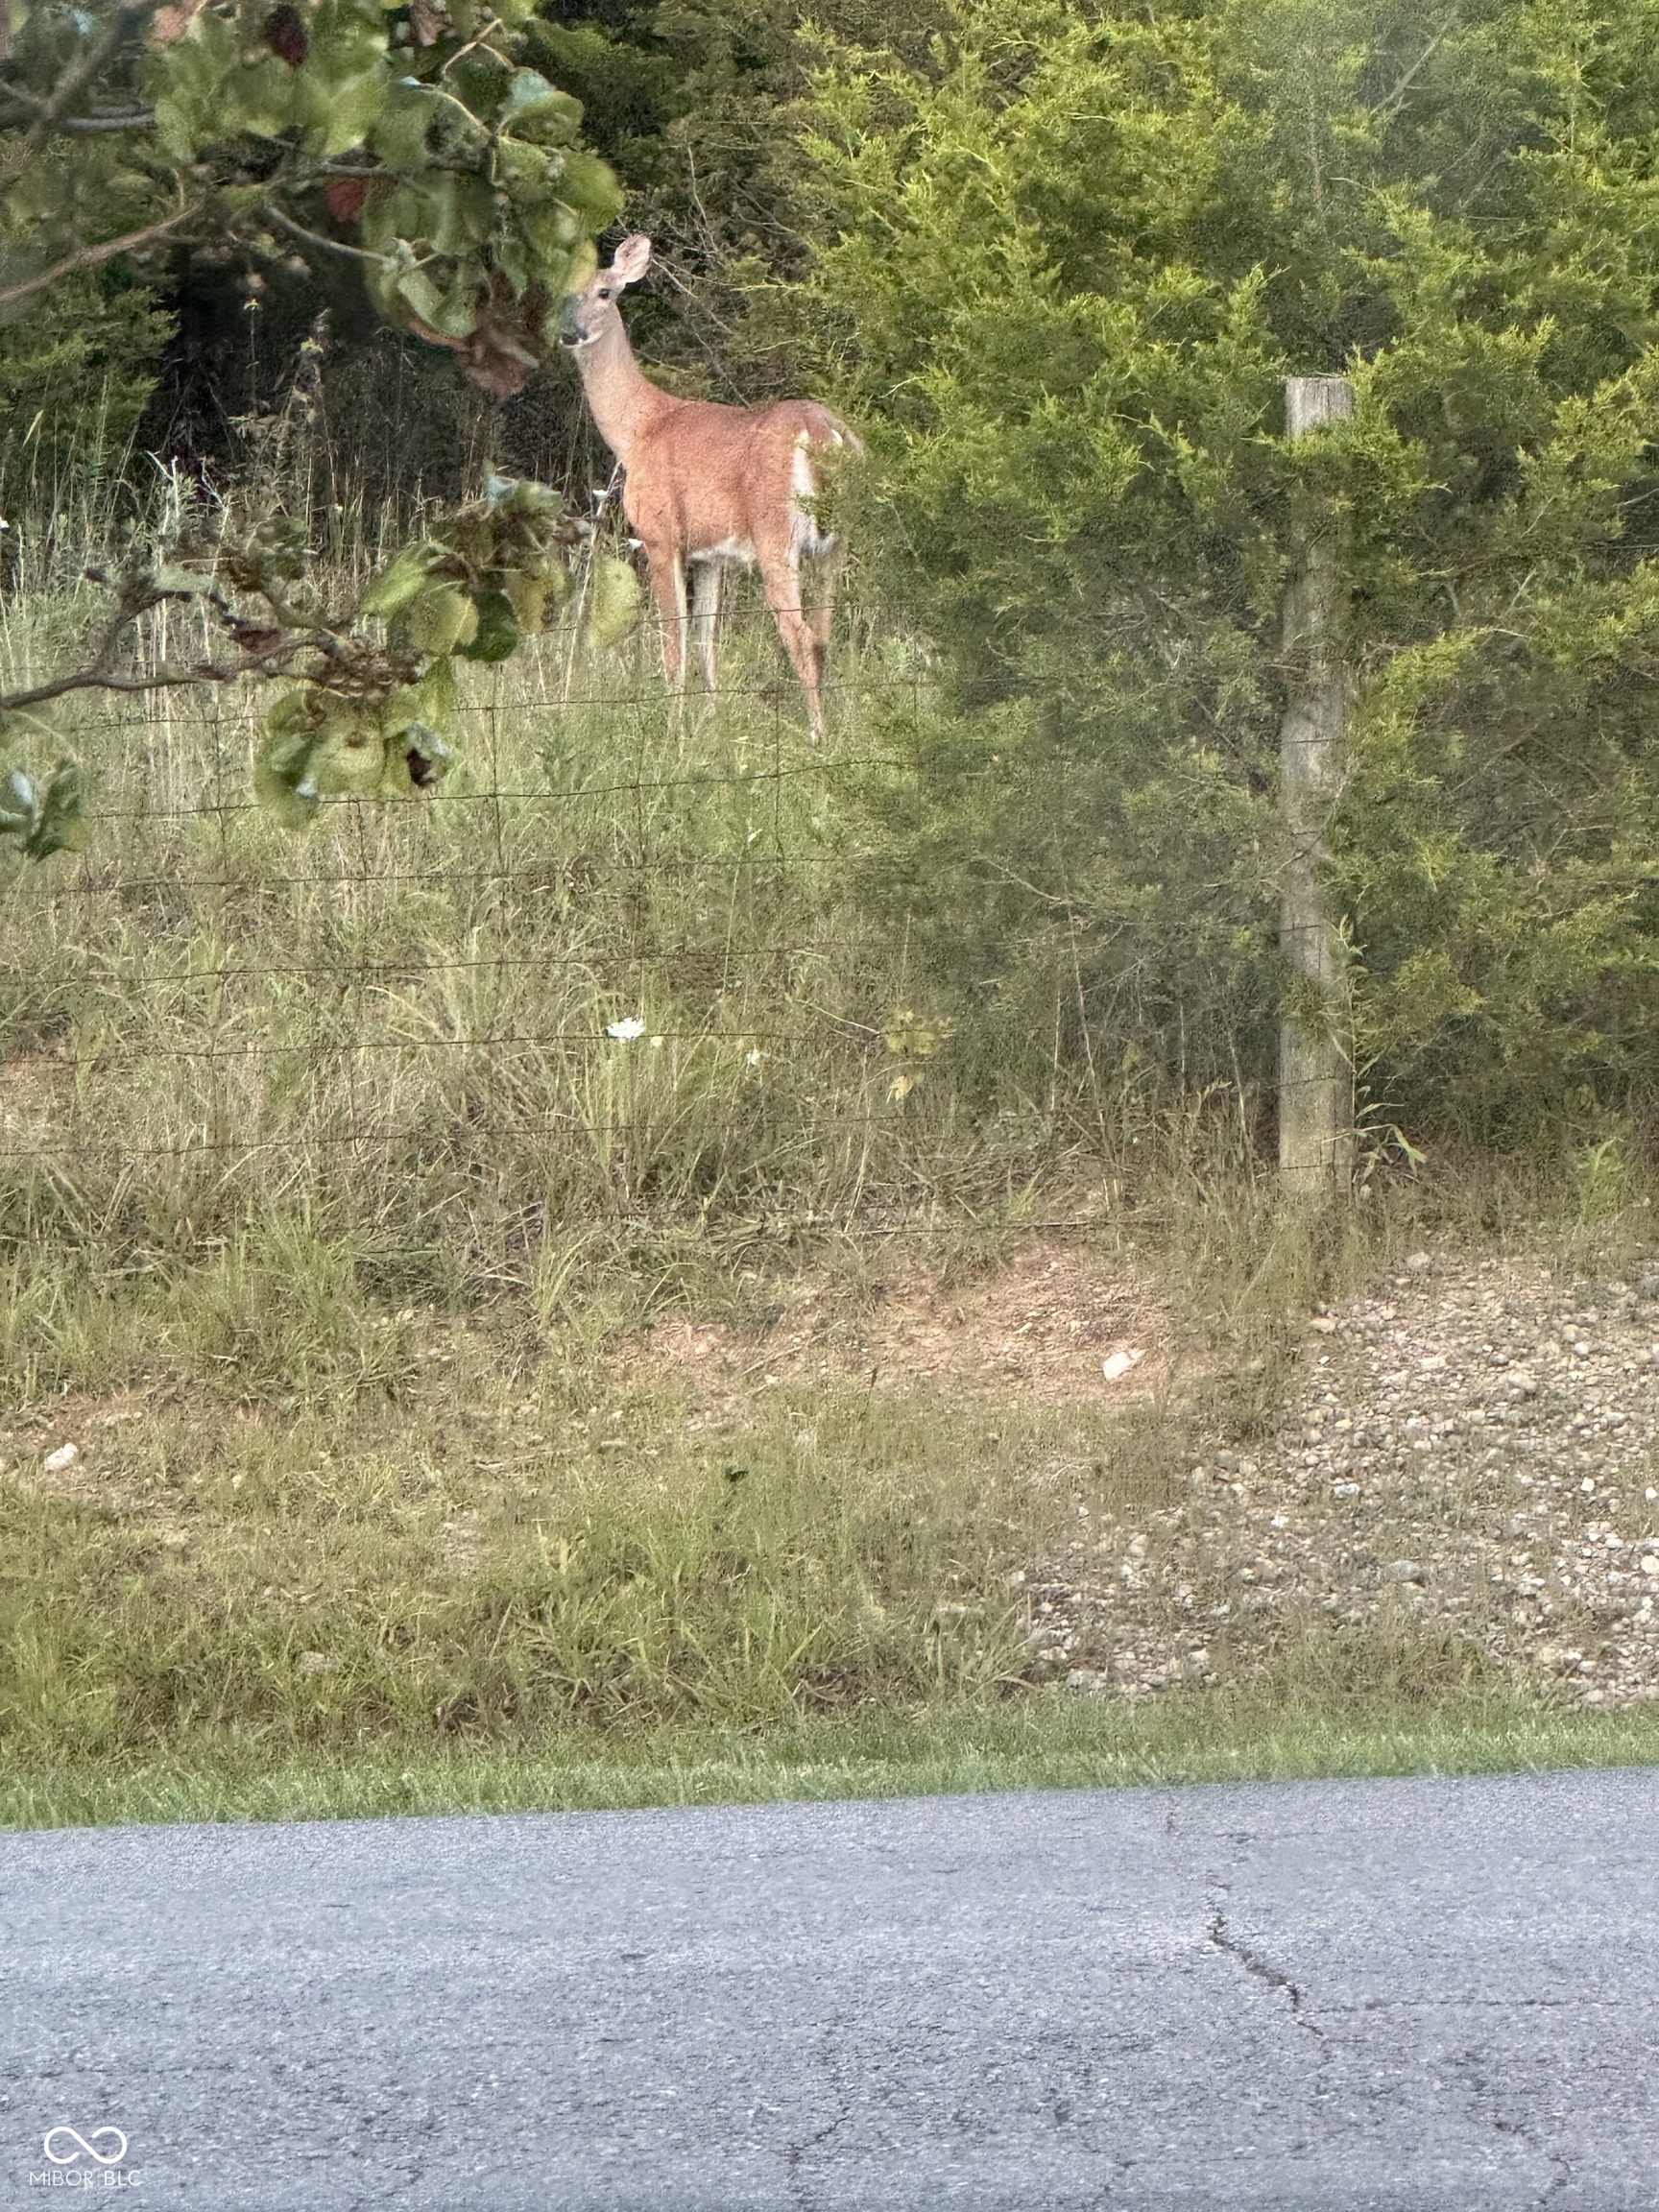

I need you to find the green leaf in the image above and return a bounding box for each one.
[520,201,580,264]
[437,265,489,340]
[407,586,479,654]
[383,721,453,795]
[418,655,458,729]
[263,689,325,739]
[228,55,300,138]
[495,138,553,193]
[500,71,581,138]
[370,81,439,173]
[454,589,520,663]
[550,151,624,228]
[1,761,87,862]
[255,704,386,821]
[394,261,446,329]
[254,727,324,827]
[484,472,559,518]
[584,555,640,648]
[325,70,388,156]
[500,568,550,633]
[361,542,443,618]
[420,174,465,257]
[0,767,36,846]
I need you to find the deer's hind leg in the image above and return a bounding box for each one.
[688,558,723,699]
[758,543,827,741]
[805,531,845,662]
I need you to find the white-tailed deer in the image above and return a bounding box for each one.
[562,235,859,738]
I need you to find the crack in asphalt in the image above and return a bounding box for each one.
[1206,1909,1326,2040]
[1459,2076,1574,2210]
[782,2013,854,2212]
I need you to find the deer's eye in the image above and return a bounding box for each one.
[596,287,612,301]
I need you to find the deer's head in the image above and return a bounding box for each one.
[562,234,653,352]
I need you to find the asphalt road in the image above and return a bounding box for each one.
[2,1766,1655,2210]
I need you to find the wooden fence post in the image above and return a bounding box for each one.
[1279,373,1355,1196]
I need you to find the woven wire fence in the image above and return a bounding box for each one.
[2,600,1098,1249]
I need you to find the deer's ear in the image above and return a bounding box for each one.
[611,234,653,286]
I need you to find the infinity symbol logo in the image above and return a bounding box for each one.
[43,2126,129,2167]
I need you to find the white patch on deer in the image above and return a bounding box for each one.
[691,537,755,565]
[790,438,832,559]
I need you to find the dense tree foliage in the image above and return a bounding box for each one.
[0,272,170,533]
[126,0,940,492]
[785,0,1659,1149]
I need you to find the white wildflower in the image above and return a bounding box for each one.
[605,1017,646,1041]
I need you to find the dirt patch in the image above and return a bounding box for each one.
[639,1239,1172,1427]
[1027,1247,1659,1706]
[0,1383,247,1523]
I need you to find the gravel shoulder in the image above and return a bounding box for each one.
[1028,1246,1659,1705]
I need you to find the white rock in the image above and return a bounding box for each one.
[298,1650,341,1675]
[1405,1251,1431,1271]
[1101,1347,1144,1382]
[42,1443,79,1474]
[1641,1557,1659,1577]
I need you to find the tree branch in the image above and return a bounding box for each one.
[264,198,389,267]
[0,639,313,713]
[60,109,158,132]
[8,0,157,188]
[1369,9,1463,123]
[1,84,156,130]
[0,206,193,315]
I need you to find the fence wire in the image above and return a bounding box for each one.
[2,615,1105,1233]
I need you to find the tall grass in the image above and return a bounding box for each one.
[2,493,1108,1399]
[0,1382,1060,1765]
[5,562,1651,1406]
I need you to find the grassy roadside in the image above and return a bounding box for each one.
[5,533,1656,1837]
[5,1164,1654,1834]
[8,1692,1659,1832]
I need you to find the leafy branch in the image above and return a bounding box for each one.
[0,471,641,852]
[0,0,635,862]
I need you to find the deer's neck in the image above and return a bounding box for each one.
[576,321,672,467]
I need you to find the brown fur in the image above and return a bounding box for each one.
[565,236,858,736]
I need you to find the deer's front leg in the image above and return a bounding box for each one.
[643,543,688,696]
